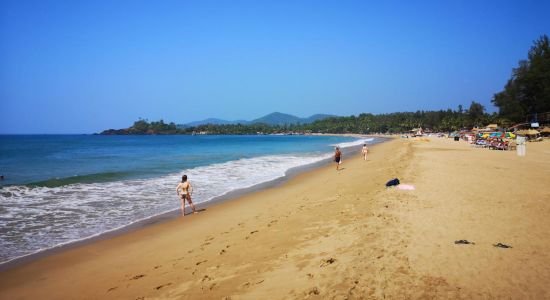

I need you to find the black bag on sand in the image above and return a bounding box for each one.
[386,178,400,187]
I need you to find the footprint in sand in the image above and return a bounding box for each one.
[320,258,336,267]
[240,279,263,289]
[245,230,259,240]
[196,260,208,266]
[131,274,145,280]
[307,287,320,295]
[107,287,118,292]
[155,283,172,290]
[219,249,226,255]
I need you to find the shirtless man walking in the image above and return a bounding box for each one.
[176,175,197,216]
[334,147,342,170]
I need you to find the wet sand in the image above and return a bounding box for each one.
[0,137,549,299]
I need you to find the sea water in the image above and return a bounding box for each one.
[0,134,380,264]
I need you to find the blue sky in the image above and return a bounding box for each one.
[1,0,549,133]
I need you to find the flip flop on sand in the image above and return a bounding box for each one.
[493,243,512,248]
[454,240,475,245]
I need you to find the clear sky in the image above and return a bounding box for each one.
[1,0,549,133]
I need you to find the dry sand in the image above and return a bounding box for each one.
[0,137,549,299]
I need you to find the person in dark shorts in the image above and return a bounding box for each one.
[176,175,197,216]
[334,147,342,170]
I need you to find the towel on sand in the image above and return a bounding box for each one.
[398,184,415,190]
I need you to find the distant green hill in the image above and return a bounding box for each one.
[180,112,335,127]
[251,112,302,125]
[251,112,336,125]
[304,114,336,123]
[180,118,249,128]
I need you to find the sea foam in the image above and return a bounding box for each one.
[0,137,379,264]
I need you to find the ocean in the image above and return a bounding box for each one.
[0,134,381,265]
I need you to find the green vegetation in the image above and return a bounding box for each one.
[101,36,549,135]
[492,35,550,122]
[101,119,178,135]
[101,102,497,135]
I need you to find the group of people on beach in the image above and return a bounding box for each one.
[333,143,369,170]
[176,142,370,216]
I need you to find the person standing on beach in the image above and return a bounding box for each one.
[176,175,196,216]
[361,144,369,161]
[334,147,342,170]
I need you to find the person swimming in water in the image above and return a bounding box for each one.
[176,175,197,216]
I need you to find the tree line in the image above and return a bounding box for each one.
[100,102,499,135]
[101,35,549,135]
[492,35,550,122]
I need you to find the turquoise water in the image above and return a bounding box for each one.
[0,134,379,264]
[0,135,354,186]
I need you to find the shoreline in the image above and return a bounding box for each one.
[2,137,546,299]
[0,135,387,271]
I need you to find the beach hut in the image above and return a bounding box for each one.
[486,124,498,130]
[516,129,540,136]
[411,127,423,136]
[516,129,542,141]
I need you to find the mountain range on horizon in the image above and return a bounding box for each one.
[180,112,336,127]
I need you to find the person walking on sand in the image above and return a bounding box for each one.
[334,147,342,170]
[361,143,369,161]
[176,175,196,216]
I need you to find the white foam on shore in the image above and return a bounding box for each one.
[0,137,381,265]
[333,137,374,148]
[0,153,329,264]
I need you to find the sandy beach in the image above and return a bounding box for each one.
[1,137,549,299]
